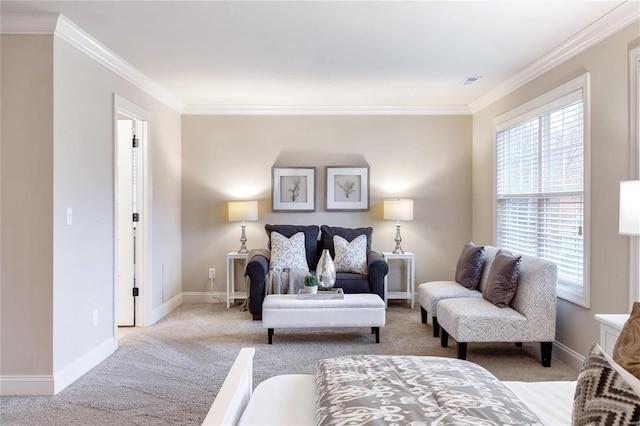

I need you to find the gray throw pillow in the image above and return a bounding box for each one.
[482,250,521,308]
[454,241,485,290]
[265,224,320,269]
[320,225,373,258]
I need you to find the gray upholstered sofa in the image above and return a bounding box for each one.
[417,245,557,366]
[246,225,388,319]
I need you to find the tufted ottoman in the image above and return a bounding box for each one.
[262,294,385,344]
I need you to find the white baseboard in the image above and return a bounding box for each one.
[553,340,584,372]
[181,292,227,303]
[54,337,115,394]
[0,374,55,396]
[1,337,115,396]
[150,293,184,324]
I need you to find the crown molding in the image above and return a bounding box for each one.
[182,105,471,115]
[1,13,184,114]
[54,15,184,113]
[470,1,640,114]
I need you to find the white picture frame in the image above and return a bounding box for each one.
[326,166,369,211]
[272,167,316,212]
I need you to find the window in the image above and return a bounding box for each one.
[495,74,590,307]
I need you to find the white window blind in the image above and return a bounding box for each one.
[496,87,586,301]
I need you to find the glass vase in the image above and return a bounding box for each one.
[316,249,336,290]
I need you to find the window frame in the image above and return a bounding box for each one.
[493,73,591,308]
[629,47,640,310]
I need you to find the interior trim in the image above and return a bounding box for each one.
[182,105,471,115]
[470,2,640,113]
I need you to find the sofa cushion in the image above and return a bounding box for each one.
[613,302,640,380]
[320,225,373,258]
[265,224,319,268]
[269,231,309,272]
[333,234,368,274]
[454,241,486,290]
[482,250,522,308]
[573,343,640,426]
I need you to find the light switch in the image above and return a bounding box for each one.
[66,207,73,225]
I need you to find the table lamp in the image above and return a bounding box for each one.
[228,201,258,254]
[384,199,414,254]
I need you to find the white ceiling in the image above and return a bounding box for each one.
[1,1,638,111]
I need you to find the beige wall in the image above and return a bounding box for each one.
[1,32,182,390]
[1,35,55,376]
[472,22,640,357]
[181,115,472,296]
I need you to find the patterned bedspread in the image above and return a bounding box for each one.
[315,355,542,425]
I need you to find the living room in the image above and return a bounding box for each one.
[1,0,639,403]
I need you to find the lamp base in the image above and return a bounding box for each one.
[393,222,404,254]
[238,224,248,254]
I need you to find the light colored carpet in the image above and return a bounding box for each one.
[1,302,578,425]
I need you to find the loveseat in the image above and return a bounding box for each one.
[418,243,557,366]
[245,225,388,319]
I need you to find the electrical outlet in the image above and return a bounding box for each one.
[92,310,98,327]
[208,268,216,280]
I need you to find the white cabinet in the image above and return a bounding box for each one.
[594,314,629,356]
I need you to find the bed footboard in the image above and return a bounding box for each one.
[202,347,255,426]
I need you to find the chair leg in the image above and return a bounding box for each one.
[421,307,427,324]
[268,328,274,344]
[373,327,380,343]
[515,342,523,347]
[541,342,552,367]
[457,342,467,360]
[440,328,449,348]
[433,316,440,338]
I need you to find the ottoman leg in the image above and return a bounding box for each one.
[373,327,380,343]
[457,342,467,360]
[440,329,449,348]
[268,328,274,344]
[433,316,440,338]
[420,307,427,324]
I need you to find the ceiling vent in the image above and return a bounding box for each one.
[460,76,482,86]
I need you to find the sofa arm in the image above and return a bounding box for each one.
[367,251,388,301]
[246,255,269,316]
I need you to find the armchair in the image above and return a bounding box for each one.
[246,225,388,319]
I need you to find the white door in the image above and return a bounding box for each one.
[117,119,135,326]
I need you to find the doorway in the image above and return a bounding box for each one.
[113,95,150,344]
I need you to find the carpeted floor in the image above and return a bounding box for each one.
[1,302,578,425]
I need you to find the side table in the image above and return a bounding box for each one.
[382,252,415,309]
[594,313,629,356]
[226,252,248,308]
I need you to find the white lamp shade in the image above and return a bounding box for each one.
[228,201,258,222]
[384,199,414,221]
[620,181,640,236]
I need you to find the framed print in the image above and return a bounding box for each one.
[326,166,369,211]
[272,167,316,212]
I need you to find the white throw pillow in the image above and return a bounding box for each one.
[270,231,309,272]
[333,234,368,275]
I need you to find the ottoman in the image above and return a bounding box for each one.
[262,293,386,344]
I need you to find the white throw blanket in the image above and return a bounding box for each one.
[240,249,309,311]
[265,268,309,295]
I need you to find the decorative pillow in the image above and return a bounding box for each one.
[269,231,309,272]
[265,224,319,268]
[454,241,486,290]
[613,302,640,380]
[482,250,521,308]
[573,343,640,426]
[333,235,368,275]
[320,225,372,258]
